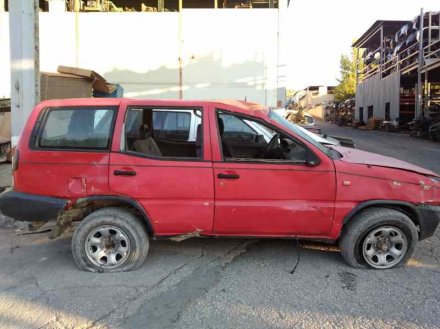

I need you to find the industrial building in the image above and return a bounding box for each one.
[353,11,440,125]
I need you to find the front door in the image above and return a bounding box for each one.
[109,101,214,236]
[211,109,336,237]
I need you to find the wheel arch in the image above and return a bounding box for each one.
[73,195,155,237]
[342,200,421,236]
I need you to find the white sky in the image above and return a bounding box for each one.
[284,0,440,90]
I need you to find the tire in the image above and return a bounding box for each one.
[339,207,418,269]
[71,207,149,273]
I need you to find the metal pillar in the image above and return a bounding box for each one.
[379,26,384,78]
[355,47,359,85]
[71,0,81,12]
[158,0,164,12]
[424,72,429,114]
[178,0,183,99]
[276,0,288,107]
[416,8,424,118]
[9,0,40,147]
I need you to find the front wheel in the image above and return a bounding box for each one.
[71,208,149,273]
[339,208,418,269]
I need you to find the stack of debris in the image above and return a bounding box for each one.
[366,117,382,130]
[41,66,122,100]
[336,99,355,126]
[4,66,123,163]
[0,99,11,163]
[326,99,355,126]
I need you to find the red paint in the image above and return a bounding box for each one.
[13,98,440,240]
[333,146,438,177]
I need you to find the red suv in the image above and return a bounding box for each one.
[1,99,439,272]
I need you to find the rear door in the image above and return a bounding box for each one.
[17,103,117,198]
[109,100,214,236]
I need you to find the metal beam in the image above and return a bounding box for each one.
[178,0,183,99]
[9,0,40,147]
[380,26,384,78]
[72,0,81,12]
[416,8,424,118]
[158,0,164,12]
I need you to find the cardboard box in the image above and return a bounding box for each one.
[40,72,93,100]
[0,112,11,140]
[93,84,124,98]
[57,65,116,94]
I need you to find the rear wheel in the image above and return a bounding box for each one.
[339,208,418,269]
[72,208,149,272]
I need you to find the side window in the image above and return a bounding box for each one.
[38,107,116,150]
[125,108,202,159]
[153,111,191,141]
[217,111,307,163]
[220,113,255,134]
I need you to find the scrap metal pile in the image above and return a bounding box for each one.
[0,99,11,163]
[325,99,355,127]
[362,12,440,77]
[408,82,440,141]
[409,105,440,141]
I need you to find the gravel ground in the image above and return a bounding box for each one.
[0,125,439,329]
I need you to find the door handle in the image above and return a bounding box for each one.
[217,173,240,179]
[114,170,137,176]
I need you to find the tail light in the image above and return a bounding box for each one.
[12,149,19,172]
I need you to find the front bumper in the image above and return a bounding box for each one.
[0,190,67,222]
[416,205,440,240]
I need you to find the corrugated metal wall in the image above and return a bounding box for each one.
[355,71,400,121]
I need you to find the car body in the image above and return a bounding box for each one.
[0,98,439,272]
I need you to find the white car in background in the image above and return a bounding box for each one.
[270,107,355,148]
[272,107,321,133]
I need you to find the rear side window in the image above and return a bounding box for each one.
[37,107,116,150]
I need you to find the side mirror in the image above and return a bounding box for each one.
[306,150,320,167]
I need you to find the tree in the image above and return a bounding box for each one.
[334,48,362,102]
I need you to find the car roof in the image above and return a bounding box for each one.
[37,98,269,118]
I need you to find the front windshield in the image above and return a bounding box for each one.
[269,110,332,157]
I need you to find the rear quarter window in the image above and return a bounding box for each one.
[36,107,117,150]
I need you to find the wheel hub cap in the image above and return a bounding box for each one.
[85,225,131,268]
[362,226,408,269]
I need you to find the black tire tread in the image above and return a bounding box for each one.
[71,207,149,273]
[339,207,418,269]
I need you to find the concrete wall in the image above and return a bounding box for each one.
[0,12,10,99]
[355,71,400,121]
[1,10,285,107]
